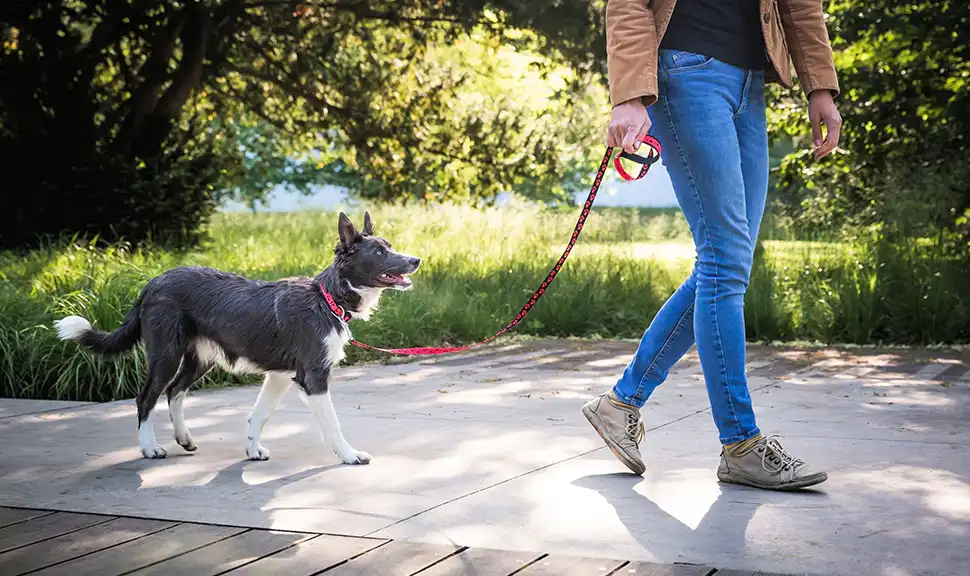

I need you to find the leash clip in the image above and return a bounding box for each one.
[613,135,662,181]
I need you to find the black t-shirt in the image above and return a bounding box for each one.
[659,0,768,71]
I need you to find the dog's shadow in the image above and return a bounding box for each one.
[206,459,344,490]
[77,451,342,503]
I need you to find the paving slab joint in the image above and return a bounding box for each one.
[408,545,471,575]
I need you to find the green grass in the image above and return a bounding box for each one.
[2,202,968,402]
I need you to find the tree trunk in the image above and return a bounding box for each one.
[134,5,213,157]
[113,8,187,155]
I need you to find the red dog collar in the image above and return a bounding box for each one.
[319,284,352,323]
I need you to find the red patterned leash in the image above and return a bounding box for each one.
[321,136,663,355]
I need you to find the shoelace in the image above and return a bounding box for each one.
[626,412,645,445]
[759,435,802,473]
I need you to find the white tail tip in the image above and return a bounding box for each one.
[55,315,92,341]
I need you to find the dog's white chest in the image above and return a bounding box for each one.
[323,327,351,368]
[348,286,383,321]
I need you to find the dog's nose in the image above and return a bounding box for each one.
[409,257,421,269]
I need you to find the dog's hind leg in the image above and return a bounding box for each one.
[136,323,187,459]
[166,349,206,453]
[298,366,371,465]
[245,372,293,461]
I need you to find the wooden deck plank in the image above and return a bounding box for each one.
[0,508,53,529]
[225,533,387,576]
[31,521,243,576]
[614,562,716,576]
[0,512,112,553]
[0,517,176,576]
[322,539,462,576]
[126,528,312,576]
[515,554,628,575]
[410,547,545,576]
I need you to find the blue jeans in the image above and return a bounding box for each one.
[611,50,768,445]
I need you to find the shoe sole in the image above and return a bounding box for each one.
[717,469,828,491]
[582,404,646,475]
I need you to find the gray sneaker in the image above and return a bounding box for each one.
[717,435,828,491]
[582,393,646,475]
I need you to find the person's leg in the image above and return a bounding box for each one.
[610,272,697,408]
[581,269,696,476]
[652,52,760,446]
[715,65,827,490]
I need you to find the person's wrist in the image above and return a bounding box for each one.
[615,96,646,109]
[809,89,836,102]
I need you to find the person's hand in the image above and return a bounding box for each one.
[607,98,651,154]
[808,90,842,160]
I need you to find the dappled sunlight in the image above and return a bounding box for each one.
[585,354,635,369]
[139,459,225,488]
[865,376,963,390]
[261,422,311,441]
[857,390,956,408]
[383,427,596,472]
[842,466,970,522]
[205,406,248,418]
[413,372,614,408]
[371,366,446,385]
[528,355,581,367]
[882,568,918,576]
[181,415,228,430]
[433,379,542,404]
[631,469,723,531]
[339,368,367,380]
[419,344,528,366]
[554,467,723,533]
[526,484,633,541]
[239,462,338,488]
[30,404,126,422]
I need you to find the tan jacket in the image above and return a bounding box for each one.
[606,0,840,107]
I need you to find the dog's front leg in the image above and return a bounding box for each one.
[298,366,371,465]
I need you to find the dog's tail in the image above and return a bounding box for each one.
[54,297,143,357]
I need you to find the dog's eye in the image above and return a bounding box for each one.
[376,249,384,256]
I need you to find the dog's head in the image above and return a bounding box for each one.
[333,211,420,291]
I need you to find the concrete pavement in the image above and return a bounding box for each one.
[1,340,968,576]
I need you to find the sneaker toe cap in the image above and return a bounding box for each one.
[794,463,828,483]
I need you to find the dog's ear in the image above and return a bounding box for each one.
[337,212,358,247]
[362,211,374,236]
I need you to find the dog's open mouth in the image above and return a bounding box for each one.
[378,272,412,289]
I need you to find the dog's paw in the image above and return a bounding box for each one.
[141,445,168,459]
[340,450,372,465]
[176,435,197,452]
[246,444,271,461]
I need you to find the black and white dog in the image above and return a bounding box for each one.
[54,212,419,464]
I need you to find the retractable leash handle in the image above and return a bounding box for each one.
[327,136,664,356]
[612,134,663,181]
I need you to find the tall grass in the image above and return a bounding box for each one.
[2,203,967,401]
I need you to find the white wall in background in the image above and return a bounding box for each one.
[220,161,678,212]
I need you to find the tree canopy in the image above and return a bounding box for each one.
[1,0,606,249]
